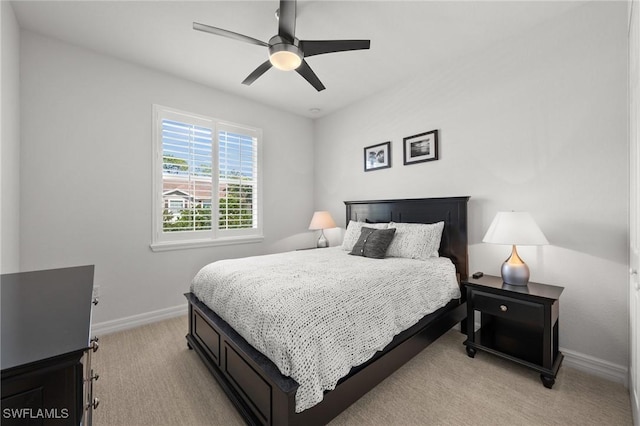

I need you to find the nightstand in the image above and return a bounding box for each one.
[463,274,564,388]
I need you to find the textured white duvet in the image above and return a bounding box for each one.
[190,247,461,412]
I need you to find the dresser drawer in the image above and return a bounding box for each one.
[472,290,544,325]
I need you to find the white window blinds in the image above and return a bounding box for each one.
[151,105,263,250]
[161,119,213,232]
[218,125,259,232]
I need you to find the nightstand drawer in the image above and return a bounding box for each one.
[472,291,544,325]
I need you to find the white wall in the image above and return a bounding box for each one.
[19,32,315,324]
[1,1,21,273]
[628,0,640,421]
[315,2,629,368]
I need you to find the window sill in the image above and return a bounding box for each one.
[150,235,264,252]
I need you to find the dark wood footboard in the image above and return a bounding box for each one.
[186,292,466,426]
[186,292,297,425]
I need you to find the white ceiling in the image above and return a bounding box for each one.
[11,0,584,118]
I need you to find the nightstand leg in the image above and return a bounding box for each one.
[466,346,476,358]
[540,374,555,389]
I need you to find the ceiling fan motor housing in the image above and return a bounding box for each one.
[268,35,303,70]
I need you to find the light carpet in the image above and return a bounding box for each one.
[93,316,632,425]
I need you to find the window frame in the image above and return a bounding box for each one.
[150,105,263,252]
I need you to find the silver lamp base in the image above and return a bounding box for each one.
[317,230,328,248]
[501,245,530,286]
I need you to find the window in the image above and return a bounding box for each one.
[151,105,262,251]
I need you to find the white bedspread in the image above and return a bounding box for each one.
[190,247,461,412]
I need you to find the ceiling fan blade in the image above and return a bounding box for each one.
[296,60,325,92]
[299,40,371,57]
[193,22,269,47]
[242,61,273,86]
[278,0,296,41]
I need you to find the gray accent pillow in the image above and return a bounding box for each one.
[349,227,397,259]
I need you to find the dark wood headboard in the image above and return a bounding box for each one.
[344,197,470,281]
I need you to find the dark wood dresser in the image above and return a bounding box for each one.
[1,266,99,425]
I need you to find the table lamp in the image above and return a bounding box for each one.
[482,211,549,286]
[308,211,337,248]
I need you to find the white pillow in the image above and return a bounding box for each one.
[386,221,444,260]
[341,221,388,251]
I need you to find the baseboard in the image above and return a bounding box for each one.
[632,384,639,426]
[456,322,628,387]
[560,347,628,388]
[91,303,188,336]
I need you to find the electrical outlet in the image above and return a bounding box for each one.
[92,285,100,299]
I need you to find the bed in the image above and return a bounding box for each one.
[184,196,469,425]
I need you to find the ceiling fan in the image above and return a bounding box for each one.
[193,0,370,92]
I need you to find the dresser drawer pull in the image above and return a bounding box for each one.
[92,397,100,410]
[500,304,508,312]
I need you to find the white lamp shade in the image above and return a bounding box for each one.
[309,211,337,230]
[482,212,549,246]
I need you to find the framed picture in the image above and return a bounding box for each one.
[364,141,391,172]
[403,130,439,165]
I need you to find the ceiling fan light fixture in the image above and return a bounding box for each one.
[268,38,303,71]
[270,50,302,71]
